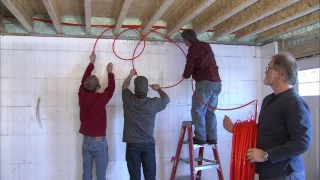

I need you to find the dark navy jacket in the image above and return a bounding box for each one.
[256,88,312,178]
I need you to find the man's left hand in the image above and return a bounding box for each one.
[246,148,265,163]
[107,63,113,73]
[90,52,96,64]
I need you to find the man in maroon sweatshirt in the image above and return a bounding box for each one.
[78,52,115,180]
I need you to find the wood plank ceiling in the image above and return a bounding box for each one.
[0,0,319,50]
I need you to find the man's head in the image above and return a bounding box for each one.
[181,29,198,47]
[264,52,298,86]
[134,76,148,98]
[84,75,101,92]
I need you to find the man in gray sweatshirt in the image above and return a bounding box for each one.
[122,69,170,180]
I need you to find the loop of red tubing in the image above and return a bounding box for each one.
[230,104,258,180]
[230,104,256,180]
[92,27,257,111]
[131,28,186,89]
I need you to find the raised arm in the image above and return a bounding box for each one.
[102,63,115,104]
[151,84,170,111]
[79,52,96,93]
[151,84,170,103]
[122,69,136,90]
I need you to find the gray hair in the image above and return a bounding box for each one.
[272,52,298,85]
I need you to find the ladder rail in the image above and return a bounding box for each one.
[187,126,196,180]
[170,125,187,180]
[213,146,224,180]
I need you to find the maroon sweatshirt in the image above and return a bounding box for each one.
[78,63,115,136]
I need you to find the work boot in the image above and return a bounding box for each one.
[193,137,206,145]
[206,139,217,144]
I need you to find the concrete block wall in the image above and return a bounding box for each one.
[1,35,262,180]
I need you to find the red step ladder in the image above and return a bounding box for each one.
[170,121,224,180]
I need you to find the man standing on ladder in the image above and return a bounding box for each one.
[181,29,222,145]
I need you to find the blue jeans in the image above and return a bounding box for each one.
[192,81,222,141]
[82,136,109,180]
[126,143,156,180]
[259,172,305,180]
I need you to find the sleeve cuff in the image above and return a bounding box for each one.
[266,149,275,163]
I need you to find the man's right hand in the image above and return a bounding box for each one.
[90,52,96,64]
[130,69,136,76]
[107,63,113,73]
[223,115,234,133]
[151,84,161,91]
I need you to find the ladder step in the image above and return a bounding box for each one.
[179,158,220,171]
[195,164,220,172]
[197,157,217,163]
[175,175,191,180]
[180,157,217,164]
[183,141,217,148]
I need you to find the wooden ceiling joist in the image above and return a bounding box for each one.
[285,27,320,44]
[212,0,300,40]
[255,10,320,43]
[193,0,258,35]
[166,0,216,37]
[84,0,91,35]
[1,0,35,32]
[42,0,62,34]
[28,0,47,15]
[286,38,320,58]
[236,0,320,41]
[114,0,133,35]
[141,0,174,35]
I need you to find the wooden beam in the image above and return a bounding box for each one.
[28,0,43,14]
[255,10,320,43]
[285,38,320,58]
[215,0,300,39]
[1,0,34,32]
[285,28,320,44]
[141,0,174,34]
[0,14,4,32]
[236,0,320,41]
[166,0,216,37]
[283,28,320,49]
[42,0,62,34]
[114,0,133,35]
[84,0,91,34]
[212,0,299,40]
[193,0,258,35]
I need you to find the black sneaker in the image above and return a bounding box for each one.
[206,139,217,144]
[193,137,206,145]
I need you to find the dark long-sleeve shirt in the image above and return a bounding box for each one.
[182,41,221,82]
[256,88,312,178]
[78,63,115,136]
[122,88,169,144]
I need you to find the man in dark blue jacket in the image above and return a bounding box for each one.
[223,53,312,180]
